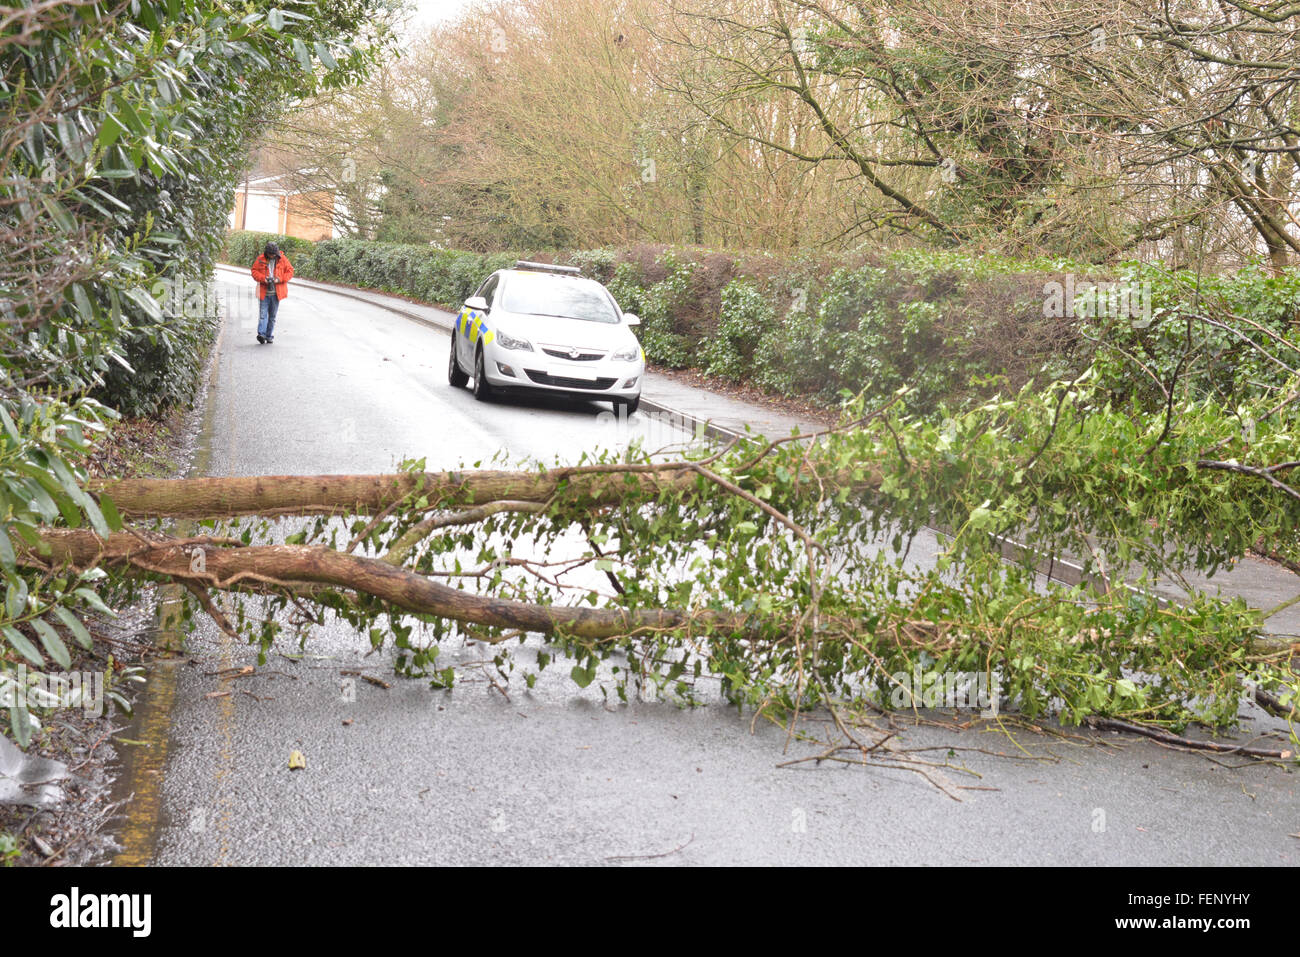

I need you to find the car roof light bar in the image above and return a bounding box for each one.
[514,260,582,275]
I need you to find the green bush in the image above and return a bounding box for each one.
[222,230,316,274]
[275,237,514,307]
[234,230,1300,419]
[633,251,696,369]
[702,279,772,382]
[1086,262,1300,410]
[99,310,218,418]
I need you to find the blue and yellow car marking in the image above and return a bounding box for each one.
[458,308,495,346]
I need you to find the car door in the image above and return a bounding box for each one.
[459,273,499,366]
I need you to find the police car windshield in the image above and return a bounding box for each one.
[499,273,619,324]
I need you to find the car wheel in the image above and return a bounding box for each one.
[448,334,468,387]
[472,346,493,401]
[616,395,640,416]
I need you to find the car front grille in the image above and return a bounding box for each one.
[524,370,617,391]
[540,345,605,361]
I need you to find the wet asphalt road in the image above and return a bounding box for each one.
[111,274,1299,866]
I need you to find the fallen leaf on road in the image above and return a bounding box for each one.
[288,750,306,770]
[32,834,55,857]
[342,718,353,726]
[204,690,231,699]
[362,675,391,689]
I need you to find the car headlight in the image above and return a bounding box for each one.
[610,346,640,362]
[496,331,532,351]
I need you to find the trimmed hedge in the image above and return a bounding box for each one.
[221,230,1300,415]
[98,309,218,418]
[222,230,317,273]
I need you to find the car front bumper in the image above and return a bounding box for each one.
[482,343,643,399]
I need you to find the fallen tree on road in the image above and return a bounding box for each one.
[14,381,1298,764]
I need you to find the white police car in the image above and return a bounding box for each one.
[447,261,645,413]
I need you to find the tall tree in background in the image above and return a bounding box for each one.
[271,0,1300,264]
[272,0,875,250]
[660,0,1300,266]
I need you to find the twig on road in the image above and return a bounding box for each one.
[604,833,695,863]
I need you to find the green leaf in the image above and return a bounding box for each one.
[96,112,126,151]
[32,618,70,669]
[5,578,28,619]
[314,41,337,70]
[137,0,159,30]
[155,74,177,104]
[113,94,146,136]
[123,286,162,321]
[41,197,75,233]
[0,405,18,443]
[4,625,45,667]
[80,496,109,538]
[71,283,94,322]
[51,606,93,650]
[292,38,312,72]
[10,706,31,748]
[97,494,122,532]
[569,664,594,688]
[56,113,79,159]
[74,587,115,617]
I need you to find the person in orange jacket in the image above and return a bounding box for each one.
[251,241,294,344]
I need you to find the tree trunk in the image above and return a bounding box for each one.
[88,466,709,518]
[28,529,758,641]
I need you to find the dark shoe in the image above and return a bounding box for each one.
[266,337,274,344]
[256,334,265,343]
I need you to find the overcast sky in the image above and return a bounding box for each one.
[400,0,480,37]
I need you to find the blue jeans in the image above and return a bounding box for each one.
[258,293,280,338]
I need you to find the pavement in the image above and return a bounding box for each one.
[105,267,1300,867]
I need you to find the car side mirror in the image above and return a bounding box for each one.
[623,312,641,326]
[465,296,489,312]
